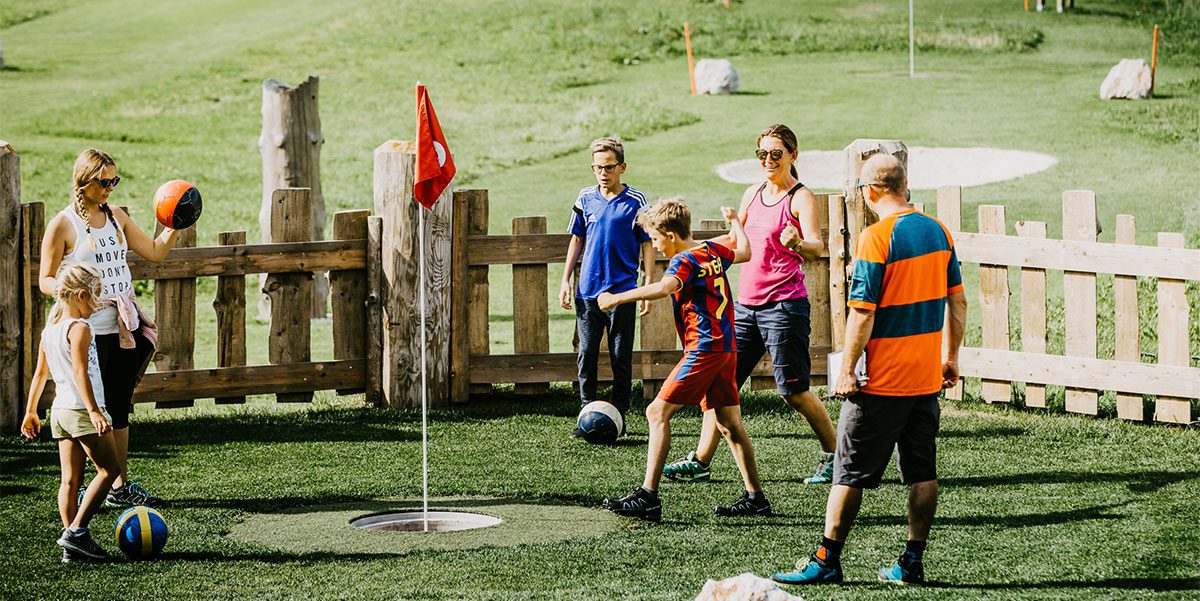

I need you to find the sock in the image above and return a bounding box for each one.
[639,486,658,498]
[67,526,88,536]
[747,490,766,501]
[901,539,926,565]
[815,537,844,566]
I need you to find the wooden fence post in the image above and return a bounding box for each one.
[260,76,327,320]
[373,140,454,408]
[803,195,832,385]
[1113,215,1142,420]
[153,220,197,409]
[0,142,19,431]
[449,190,484,403]
[843,139,907,253]
[20,203,47,411]
[214,231,247,405]
[1062,190,1099,415]
[827,194,848,353]
[265,188,314,403]
[1016,220,1048,408]
[979,205,1011,403]
[1154,232,1192,424]
[513,216,550,395]
[936,186,964,401]
[465,190,491,397]
[640,255,677,400]
[366,215,384,405]
[331,210,370,396]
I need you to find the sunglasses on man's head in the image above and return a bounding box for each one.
[592,163,621,173]
[95,176,121,189]
[755,148,785,162]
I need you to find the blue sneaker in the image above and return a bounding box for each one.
[771,557,843,585]
[803,452,835,485]
[879,559,924,585]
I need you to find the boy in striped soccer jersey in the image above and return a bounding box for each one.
[773,154,967,586]
[596,199,771,521]
[559,137,655,435]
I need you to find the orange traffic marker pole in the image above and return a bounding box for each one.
[684,22,697,96]
[1151,24,1160,95]
[724,0,730,8]
[1024,0,1029,12]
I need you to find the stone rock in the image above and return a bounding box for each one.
[694,573,804,601]
[1100,59,1152,100]
[694,58,739,95]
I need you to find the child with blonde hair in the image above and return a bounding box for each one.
[21,262,120,562]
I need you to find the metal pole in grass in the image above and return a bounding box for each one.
[420,191,429,532]
[909,0,915,78]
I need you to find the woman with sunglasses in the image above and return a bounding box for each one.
[663,124,838,486]
[38,149,182,509]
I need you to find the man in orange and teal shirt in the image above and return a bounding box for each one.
[773,154,968,586]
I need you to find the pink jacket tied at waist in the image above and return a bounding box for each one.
[102,291,158,386]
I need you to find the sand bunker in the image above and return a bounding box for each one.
[714,147,1057,190]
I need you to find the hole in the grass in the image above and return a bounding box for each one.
[349,511,502,533]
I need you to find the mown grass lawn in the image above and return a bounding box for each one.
[2,389,1199,600]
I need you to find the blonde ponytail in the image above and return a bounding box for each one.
[50,262,103,322]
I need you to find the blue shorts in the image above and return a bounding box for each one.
[733,298,812,396]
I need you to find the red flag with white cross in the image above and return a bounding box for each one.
[414,84,456,209]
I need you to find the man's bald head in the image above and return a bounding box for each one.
[860,154,907,196]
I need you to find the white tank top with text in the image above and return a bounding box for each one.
[42,317,107,411]
[60,208,138,335]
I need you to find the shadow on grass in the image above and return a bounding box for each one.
[856,501,1129,529]
[924,577,1200,592]
[940,469,1200,493]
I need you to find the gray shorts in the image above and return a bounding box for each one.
[733,299,812,396]
[833,391,940,489]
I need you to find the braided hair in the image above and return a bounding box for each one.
[71,149,124,250]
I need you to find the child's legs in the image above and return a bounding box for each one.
[73,433,119,529]
[575,299,605,407]
[605,303,636,414]
[712,405,763,493]
[642,399,686,491]
[57,440,87,529]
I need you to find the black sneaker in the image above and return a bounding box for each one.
[57,528,108,560]
[106,481,163,508]
[714,491,773,517]
[602,487,662,522]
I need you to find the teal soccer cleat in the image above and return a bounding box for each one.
[802,452,835,485]
[879,559,925,585]
[771,557,843,585]
[662,451,710,483]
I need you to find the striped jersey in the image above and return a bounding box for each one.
[664,241,737,353]
[848,209,964,396]
[567,184,651,300]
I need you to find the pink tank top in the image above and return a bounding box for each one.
[737,183,809,305]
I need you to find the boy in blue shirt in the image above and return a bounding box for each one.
[558,137,655,436]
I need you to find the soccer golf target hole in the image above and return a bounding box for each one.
[350,511,502,533]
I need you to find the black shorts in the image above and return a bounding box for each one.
[94,330,154,430]
[833,391,940,489]
[733,299,812,395]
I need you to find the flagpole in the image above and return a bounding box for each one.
[420,203,429,533]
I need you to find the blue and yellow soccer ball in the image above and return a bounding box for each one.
[115,506,168,559]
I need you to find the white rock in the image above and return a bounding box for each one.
[694,58,739,95]
[1100,59,1152,100]
[694,573,804,601]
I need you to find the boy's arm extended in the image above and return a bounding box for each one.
[558,234,584,310]
[596,275,681,312]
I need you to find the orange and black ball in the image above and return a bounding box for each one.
[154,180,202,229]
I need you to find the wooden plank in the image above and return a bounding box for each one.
[21,202,48,411]
[958,347,1200,399]
[512,216,550,395]
[330,210,369,396]
[937,186,964,401]
[1015,221,1048,409]
[266,188,313,403]
[0,142,19,431]
[828,194,848,353]
[803,195,832,357]
[465,190,491,397]
[365,216,384,405]
[1062,190,1098,415]
[1113,216,1142,420]
[466,229,793,266]
[473,348,832,385]
[978,205,1010,403]
[213,231,248,405]
[449,191,473,403]
[1154,232,1192,424]
[951,232,1200,280]
[134,360,365,404]
[153,221,198,409]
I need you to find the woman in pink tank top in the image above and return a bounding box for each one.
[662,125,839,487]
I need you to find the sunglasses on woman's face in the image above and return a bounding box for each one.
[755,149,785,162]
[95,176,121,189]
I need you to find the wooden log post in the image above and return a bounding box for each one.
[259,76,327,321]
[1062,190,1099,415]
[1154,232,1192,424]
[213,231,247,405]
[936,186,964,401]
[153,221,197,409]
[21,202,48,411]
[978,205,1011,403]
[331,210,370,396]
[513,216,550,395]
[365,216,384,405]
[265,188,314,403]
[639,255,677,401]
[465,190,491,397]
[373,140,454,408]
[0,142,20,431]
[803,195,833,386]
[827,194,848,353]
[1113,216,1142,420]
[843,139,907,253]
[1016,220,1048,408]
[449,190,485,403]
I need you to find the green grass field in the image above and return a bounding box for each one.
[2,1,1199,598]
